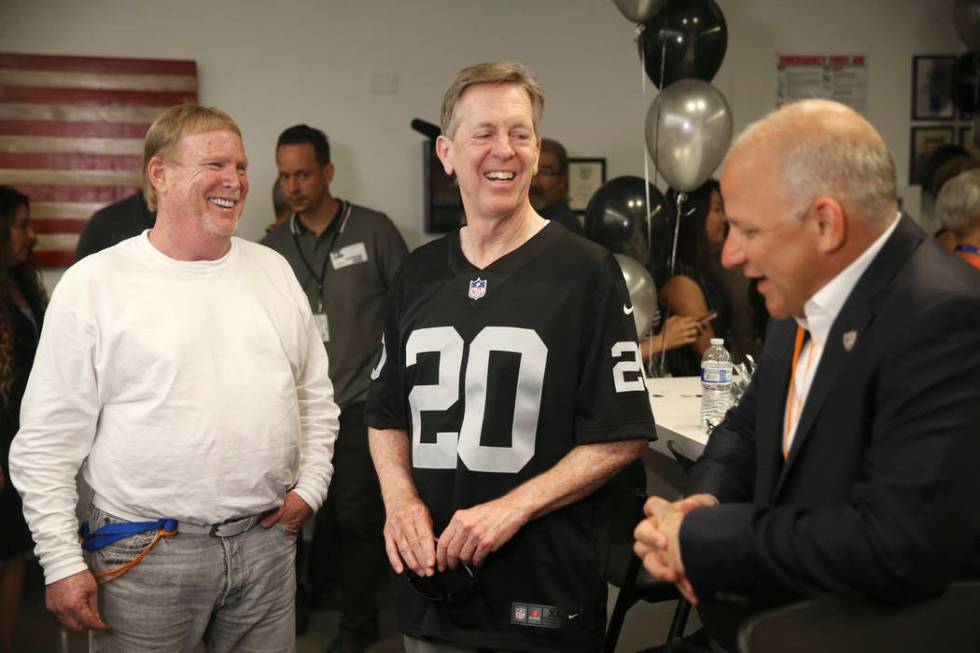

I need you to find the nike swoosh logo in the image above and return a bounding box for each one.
[568,613,579,620]
[623,304,634,315]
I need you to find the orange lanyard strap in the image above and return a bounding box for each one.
[81,523,179,585]
[91,526,178,585]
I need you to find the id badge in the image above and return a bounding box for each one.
[314,312,330,342]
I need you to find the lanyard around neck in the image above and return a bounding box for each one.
[291,201,347,295]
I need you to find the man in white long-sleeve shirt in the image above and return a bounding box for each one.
[9,104,339,651]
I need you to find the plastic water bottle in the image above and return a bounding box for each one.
[700,338,733,430]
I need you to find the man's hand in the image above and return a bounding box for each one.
[633,493,718,605]
[259,491,313,534]
[436,495,530,571]
[383,495,436,577]
[46,570,108,632]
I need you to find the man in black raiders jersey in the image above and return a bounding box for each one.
[365,62,656,653]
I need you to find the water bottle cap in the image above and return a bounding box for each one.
[710,338,724,346]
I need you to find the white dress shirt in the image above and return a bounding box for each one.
[783,214,900,452]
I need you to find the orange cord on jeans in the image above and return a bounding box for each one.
[89,525,178,585]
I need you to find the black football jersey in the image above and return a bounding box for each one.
[366,222,655,652]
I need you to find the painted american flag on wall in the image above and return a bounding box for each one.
[0,52,197,267]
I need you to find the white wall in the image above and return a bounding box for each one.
[0,0,961,288]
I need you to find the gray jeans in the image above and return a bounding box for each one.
[85,505,297,653]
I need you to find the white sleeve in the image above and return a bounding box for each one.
[288,277,339,512]
[9,297,101,585]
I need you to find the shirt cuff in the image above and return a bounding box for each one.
[43,556,89,586]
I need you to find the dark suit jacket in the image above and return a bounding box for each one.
[680,215,980,610]
[75,191,155,261]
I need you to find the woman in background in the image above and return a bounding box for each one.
[655,180,733,376]
[0,186,44,653]
[653,180,766,376]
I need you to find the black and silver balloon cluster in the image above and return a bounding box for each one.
[586,0,733,336]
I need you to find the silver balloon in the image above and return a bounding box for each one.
[646,78,733,192]
[612,0,670,23]
[955,0,980,50]
[614,254,659,337]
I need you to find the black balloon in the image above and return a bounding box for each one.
[639,0,728,89]
[953,51,980,114]
[584,176,668,265]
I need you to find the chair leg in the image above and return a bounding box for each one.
[604,552,643,653]
[664,599,692,653]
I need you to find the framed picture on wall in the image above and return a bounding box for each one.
[909,126,955,185]
[911,55,956,120]
[567,158,606,212]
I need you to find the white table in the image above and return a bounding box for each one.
[646,376,708,457]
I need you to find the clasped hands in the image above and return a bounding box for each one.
[633,493,718,605]
[382,494,528,576]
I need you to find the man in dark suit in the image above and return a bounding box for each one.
[75,190,155,261]
[634,99,980,650]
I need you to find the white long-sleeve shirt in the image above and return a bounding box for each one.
[10,233,339,585]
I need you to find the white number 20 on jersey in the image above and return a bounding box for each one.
[403,327,646,473]
[406,326,546,473]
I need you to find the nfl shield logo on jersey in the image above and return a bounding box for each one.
[468,277,487,300]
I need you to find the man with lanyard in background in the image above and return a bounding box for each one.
[262,124,408,653]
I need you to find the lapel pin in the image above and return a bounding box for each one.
[842,330,857,352]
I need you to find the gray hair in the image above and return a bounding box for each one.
[730,100,897,225]
[935,168,980,234]
[440,61,544,139]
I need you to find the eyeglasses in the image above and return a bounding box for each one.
[406,562,479,604]
[535,167,563,178]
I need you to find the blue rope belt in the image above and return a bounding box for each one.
[79,519,178,552]
[79,519,179,584]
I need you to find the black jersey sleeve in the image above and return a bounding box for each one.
[572,253,656,445]
[364,270,407,431]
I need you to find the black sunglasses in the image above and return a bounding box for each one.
[406,562,479,604]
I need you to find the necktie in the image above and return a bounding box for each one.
[783,325,815,460]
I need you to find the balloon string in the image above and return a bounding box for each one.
[653,39,670,375]
[639,24,657,377]
[640,24,652,270]
[657,192,687,374]
[670,193,686,278]
[654,38,667,192]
